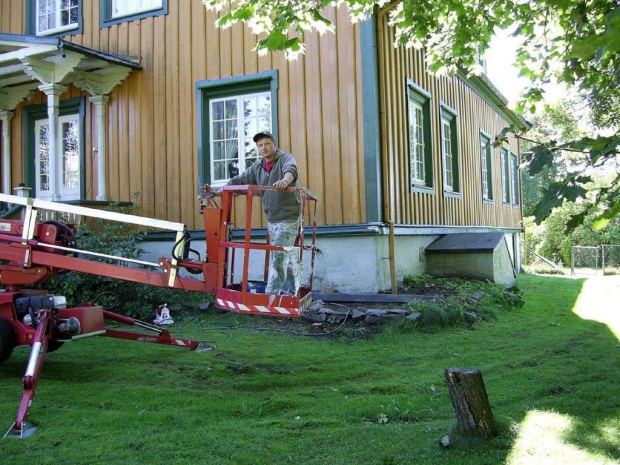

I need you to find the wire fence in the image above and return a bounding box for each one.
[570,245,620,275]
[572,246,600,275]
[523,245,620,275]
[602,245,620,275]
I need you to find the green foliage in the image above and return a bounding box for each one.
[45,196,212,320]
[399,274,523,331]
[520,98,620,267]
[203,0,345,59]
[523,132,620,229]
[406,300,464,330]
[523,200,620,268]
[377,398,416,424]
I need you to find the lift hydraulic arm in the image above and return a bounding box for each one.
[0,187,318,438]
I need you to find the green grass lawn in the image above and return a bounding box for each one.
[1,274,619,464]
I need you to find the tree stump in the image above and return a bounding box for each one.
[444,367,497,438]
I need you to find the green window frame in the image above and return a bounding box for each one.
[22,97,86,200]
[440,104,460,197]
[480,131,493,202]
[511,152,520,206]
[196,70,279,187]
[406,80,433,192]
[101,0,167,28]
[26,0,83,36]
[501,147,511,204]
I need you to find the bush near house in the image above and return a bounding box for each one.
[43,199,212,320]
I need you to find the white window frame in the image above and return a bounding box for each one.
[36,0,79,36]
[111,0,163,19]
[442,117,454,191]
[208,91,272,187]
[407,82,432,189]
[501,147,511,204]
[439,104,459,196]
[480,132,493,201]
[409,98,426,185]
[511,153,520,205]
[35,113,81,201]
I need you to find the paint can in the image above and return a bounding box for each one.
[247,281,267,293]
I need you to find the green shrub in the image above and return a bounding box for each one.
[44,195,212,320]
[400,275,525,331]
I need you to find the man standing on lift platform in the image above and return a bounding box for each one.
[204,131,302,296]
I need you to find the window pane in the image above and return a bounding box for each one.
[408,94,425,184]
[70,5,78,24]
[112,0,163,18]
[38,124,50,191]
[244,140,258,168]
[259,114,271,130]
[62,121,79,189]
[225,99,238,119]
[212,101,224,121]
[212,141,225,161]
[442,120,453,189]
[37,0,55,32]
[212,121,225,141]
[244,118,257,139]
[257,95,270,116]
[512,155,520,204]
[224,141,238,162]
[209,91,271,184]
[213,161,226,181]
[225,120,238,140]
[243,97,257,119]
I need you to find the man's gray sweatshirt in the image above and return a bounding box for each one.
[227,149,301,223]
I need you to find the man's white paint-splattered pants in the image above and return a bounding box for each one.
[265,218,302,295]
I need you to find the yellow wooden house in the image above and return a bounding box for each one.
[0,1,527,291]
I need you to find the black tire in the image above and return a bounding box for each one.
[0,319,16,364]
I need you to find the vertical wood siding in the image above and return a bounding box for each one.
[2,2,366,229]
[377,13,522,229]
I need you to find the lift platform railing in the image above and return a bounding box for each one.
[207,185,318,318]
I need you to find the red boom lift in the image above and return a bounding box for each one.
[0,185,318,438]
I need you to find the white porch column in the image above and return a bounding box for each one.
[90,94,110,201]
[0,110,14,195]
[39,83,67,201]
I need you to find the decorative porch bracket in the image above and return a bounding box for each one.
[71,67,133,202]
[0,34,141,202]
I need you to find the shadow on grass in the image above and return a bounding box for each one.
[489,275,620,463]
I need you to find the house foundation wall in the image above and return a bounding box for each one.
[141,226,522,293]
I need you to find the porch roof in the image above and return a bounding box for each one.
[0,33,141,110]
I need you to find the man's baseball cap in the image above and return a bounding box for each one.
[253,131,275,143]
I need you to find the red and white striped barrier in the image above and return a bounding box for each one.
[215,290,312,318]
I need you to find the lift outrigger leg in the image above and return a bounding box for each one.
[3,305,200,439]
[4,309,53,439]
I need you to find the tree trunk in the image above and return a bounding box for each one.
[444,367,497,438]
